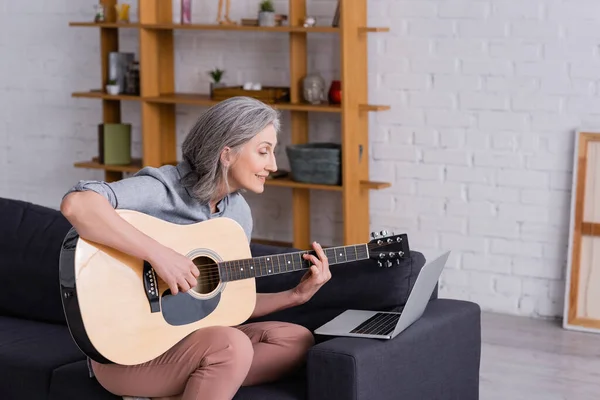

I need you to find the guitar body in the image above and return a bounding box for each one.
[59,210,256,366]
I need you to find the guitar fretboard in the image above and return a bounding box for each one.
[218,244,369,282]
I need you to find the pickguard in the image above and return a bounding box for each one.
[160,289,221,326]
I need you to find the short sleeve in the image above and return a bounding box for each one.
[63,174,169,213]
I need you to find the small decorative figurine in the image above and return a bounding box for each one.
[303,73,326,104]
[217,0,236,25]
[93,4,105,23]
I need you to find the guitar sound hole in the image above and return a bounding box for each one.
[191,256,221,295]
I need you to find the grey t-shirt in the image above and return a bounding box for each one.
[64,160,253,242]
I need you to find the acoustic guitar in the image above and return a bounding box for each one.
[59,210,410,366]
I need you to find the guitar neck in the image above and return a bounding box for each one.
[218,244,369,282]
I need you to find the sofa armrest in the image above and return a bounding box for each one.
[306,299,481,400]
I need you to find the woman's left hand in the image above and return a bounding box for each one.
[293,241,332,304]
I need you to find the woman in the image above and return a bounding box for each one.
[60,96,332,400]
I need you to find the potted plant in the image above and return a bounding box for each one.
[208,68,226,98]
[258,0,275,27]
[106,79,120,95]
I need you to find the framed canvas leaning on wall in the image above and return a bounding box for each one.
[564,130,600,334]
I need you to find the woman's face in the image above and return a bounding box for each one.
[226,123,278,194]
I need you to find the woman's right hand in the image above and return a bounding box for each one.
[148,245,200,295]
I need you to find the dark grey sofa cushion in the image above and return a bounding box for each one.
[0,316,86,399]
[0,197,72,324]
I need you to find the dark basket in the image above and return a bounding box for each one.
[286,143,341,185]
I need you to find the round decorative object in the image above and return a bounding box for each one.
[328,80,342,104]
[302,73,326,104]
[303,16,316,27]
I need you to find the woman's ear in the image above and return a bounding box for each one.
[220,146,233,167]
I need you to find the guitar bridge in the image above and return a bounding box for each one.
[143,261,160,313]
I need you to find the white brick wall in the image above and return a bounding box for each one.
[1,0,594,319]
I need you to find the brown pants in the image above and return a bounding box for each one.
[91,321,314,400]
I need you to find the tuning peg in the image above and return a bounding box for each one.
[385,260,392,268]
[396,259,401,265]
[377,261,383,267]
[370,232,379,239]
[379,253,385,259]
[388,252,395,258]
[380,230,388,236]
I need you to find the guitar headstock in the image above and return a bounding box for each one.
[367,231,410,267]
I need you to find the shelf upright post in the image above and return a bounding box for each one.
[288,0,311,250]
[99,0,123,182]
[139,1,177,169]
[340,0,371,245]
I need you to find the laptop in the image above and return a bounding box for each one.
[314,251,450,340]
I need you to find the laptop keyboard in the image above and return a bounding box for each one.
[350,312,401,336]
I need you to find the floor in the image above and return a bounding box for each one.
[480,312,600,400]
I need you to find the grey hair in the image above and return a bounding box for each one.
[180,96,280,203]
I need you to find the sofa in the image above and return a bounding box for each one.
[0,196,481,400]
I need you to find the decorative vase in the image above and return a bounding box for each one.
[258,11,275,26]
[181,0,192,24]
[114,3,130,23]
[303,73,326,104]
[106,84,120,95]
[328,80,341,104]
[100,123,132,165]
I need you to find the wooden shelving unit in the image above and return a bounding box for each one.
[69,0,390,249]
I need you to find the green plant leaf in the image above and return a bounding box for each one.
[259,0,275,12]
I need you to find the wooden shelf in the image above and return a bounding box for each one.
[72,91,388,112]
[73,159,390,192]
[144,93,343,113]
[265,177,342,191]
[140,23,340,33]
[73,159,143,173]
[360,180,392,190]
[139,93,388,113]
[358,27,390,33]
[266,178,391,191]
[69,22,140,29]
[69,21,387,34]
[72,91,141,101]
[69,22,390,33]
[359,104,390,112]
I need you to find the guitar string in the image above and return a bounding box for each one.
[148,245,379,284]
[176,248,371,276]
